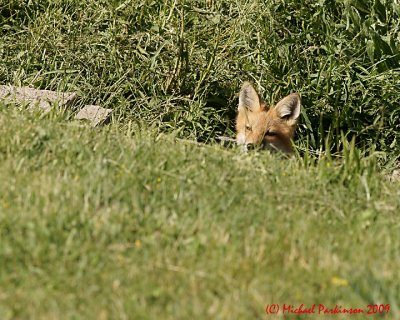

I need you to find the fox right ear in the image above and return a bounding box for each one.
[274,93,301,122]
[238,82,261,112]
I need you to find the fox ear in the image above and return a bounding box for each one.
[275,93,301,121]
[238,82,261,112]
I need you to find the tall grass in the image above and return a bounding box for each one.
[1,1,400,318]
[1,0,399,156]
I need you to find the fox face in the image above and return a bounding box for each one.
[236,82,301,153]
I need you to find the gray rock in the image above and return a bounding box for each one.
[0,85,77,112]
[390,169,400,182]
[75,105,112,127]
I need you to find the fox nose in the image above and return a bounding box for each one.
[246,143,256,150]
[240,143,257,152]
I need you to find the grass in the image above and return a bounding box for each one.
[0,105,399,319]
[1,0,399,153]
[1,0,400,319]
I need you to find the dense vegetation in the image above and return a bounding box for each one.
[0,1,399,319]
[1,0,399,155]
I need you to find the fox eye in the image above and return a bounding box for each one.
[245,125,252,131]
[266,131,277,136]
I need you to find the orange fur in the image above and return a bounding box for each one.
[236,82,301,154]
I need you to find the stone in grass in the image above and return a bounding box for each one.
[75,105,112,127]
[0,85,77,112]
[389,169,400,182]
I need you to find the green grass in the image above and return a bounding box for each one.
[1,0,400,319]
[0,105,399,319]
[1,0,399,153]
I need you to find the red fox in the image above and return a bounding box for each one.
[236,81,301,153]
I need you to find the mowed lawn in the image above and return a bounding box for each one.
[0,106,399,319]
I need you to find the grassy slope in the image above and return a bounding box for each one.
[0,106,399,319]
[1,0,400,319]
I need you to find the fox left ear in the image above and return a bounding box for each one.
[238,81,262,112]
[275,93,301,121]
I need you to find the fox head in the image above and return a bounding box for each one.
[236,81,301,154]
